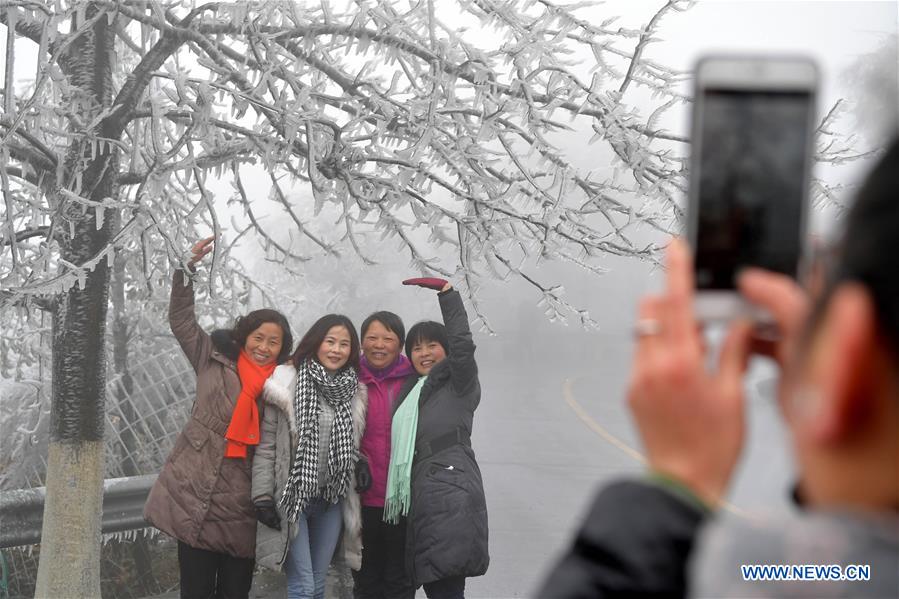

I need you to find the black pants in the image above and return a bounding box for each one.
[177,541,254,599]
[352,506,415,599]
[423,576,466,599]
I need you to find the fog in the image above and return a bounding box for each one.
[1,1,896,596]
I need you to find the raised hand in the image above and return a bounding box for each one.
[187,236,215,268]
[626,239,753,507]
[403,277,451,292]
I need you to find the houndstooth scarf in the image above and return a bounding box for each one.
[280,358,358,522]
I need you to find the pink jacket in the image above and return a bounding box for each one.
[358,355,415,507]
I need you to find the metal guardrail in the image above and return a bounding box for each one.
[0,474,157,549]
[0,474,358,598]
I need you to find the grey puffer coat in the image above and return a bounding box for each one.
[251,364,369,572]
[394,289,489,585]
[143,270,258,559]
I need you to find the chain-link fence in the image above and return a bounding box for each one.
[0,344,195,598]
[105,348,196,479]
[1,343,195,489]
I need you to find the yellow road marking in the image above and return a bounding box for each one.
[562,378,754,519]
[563,379,646,465]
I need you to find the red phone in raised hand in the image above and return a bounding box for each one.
[402,277,448,291]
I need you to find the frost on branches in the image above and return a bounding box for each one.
[1,0,862,355]
[1,0,696,340]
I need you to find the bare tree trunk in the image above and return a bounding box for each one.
[35,5,117,597]
[111,248,157,595]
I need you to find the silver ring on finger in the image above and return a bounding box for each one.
[633,318,662,338]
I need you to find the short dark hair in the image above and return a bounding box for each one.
[231,309,294,364]
[361,311,405,346]
[292,314,360,371]
[807,137,899,364]
[405,321,449,361]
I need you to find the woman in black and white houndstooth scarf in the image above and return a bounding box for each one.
[280,357,358,522]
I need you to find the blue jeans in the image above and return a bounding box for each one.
[286,498,343,599]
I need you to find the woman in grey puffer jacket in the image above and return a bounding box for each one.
[251,314,368,599]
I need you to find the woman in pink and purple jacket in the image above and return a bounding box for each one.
[352,310,416,599]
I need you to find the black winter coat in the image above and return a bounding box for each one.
[394,289,489,585]
[536,480,708,598]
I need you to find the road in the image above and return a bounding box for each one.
[466,331,793,598]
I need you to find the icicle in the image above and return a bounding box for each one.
[76,269,87,290]
[96,205,105,230]
[56,154,65,187]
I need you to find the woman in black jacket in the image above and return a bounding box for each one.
[385,277,489,599]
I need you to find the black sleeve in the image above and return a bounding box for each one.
[438,289,478,394]
[535,479,708,599]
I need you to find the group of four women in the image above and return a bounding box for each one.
[143,238,489,599]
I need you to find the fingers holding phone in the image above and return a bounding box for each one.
[628,240,753,507]
[738,268,810,368]
[632,53,820,503]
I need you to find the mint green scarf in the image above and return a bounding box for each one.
[383,376,427,524]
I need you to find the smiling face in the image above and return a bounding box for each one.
[410,339,447,376]
[243,322,284,366]
[317,325,352,373]
[361,320,401,370]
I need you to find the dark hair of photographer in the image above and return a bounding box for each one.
[803,139,899,366]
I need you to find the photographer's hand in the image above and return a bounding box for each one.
[627,239,753,508]
[738,268,810,369]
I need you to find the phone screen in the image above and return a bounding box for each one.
[693,89,812,289]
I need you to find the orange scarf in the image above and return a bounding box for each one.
[225,351,276,458]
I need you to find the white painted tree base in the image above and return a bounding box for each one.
[34,441,104,598]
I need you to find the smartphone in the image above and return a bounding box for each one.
[687,55,818,321]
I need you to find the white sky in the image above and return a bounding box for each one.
[635,0,897,133]
[559,0,898,238]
